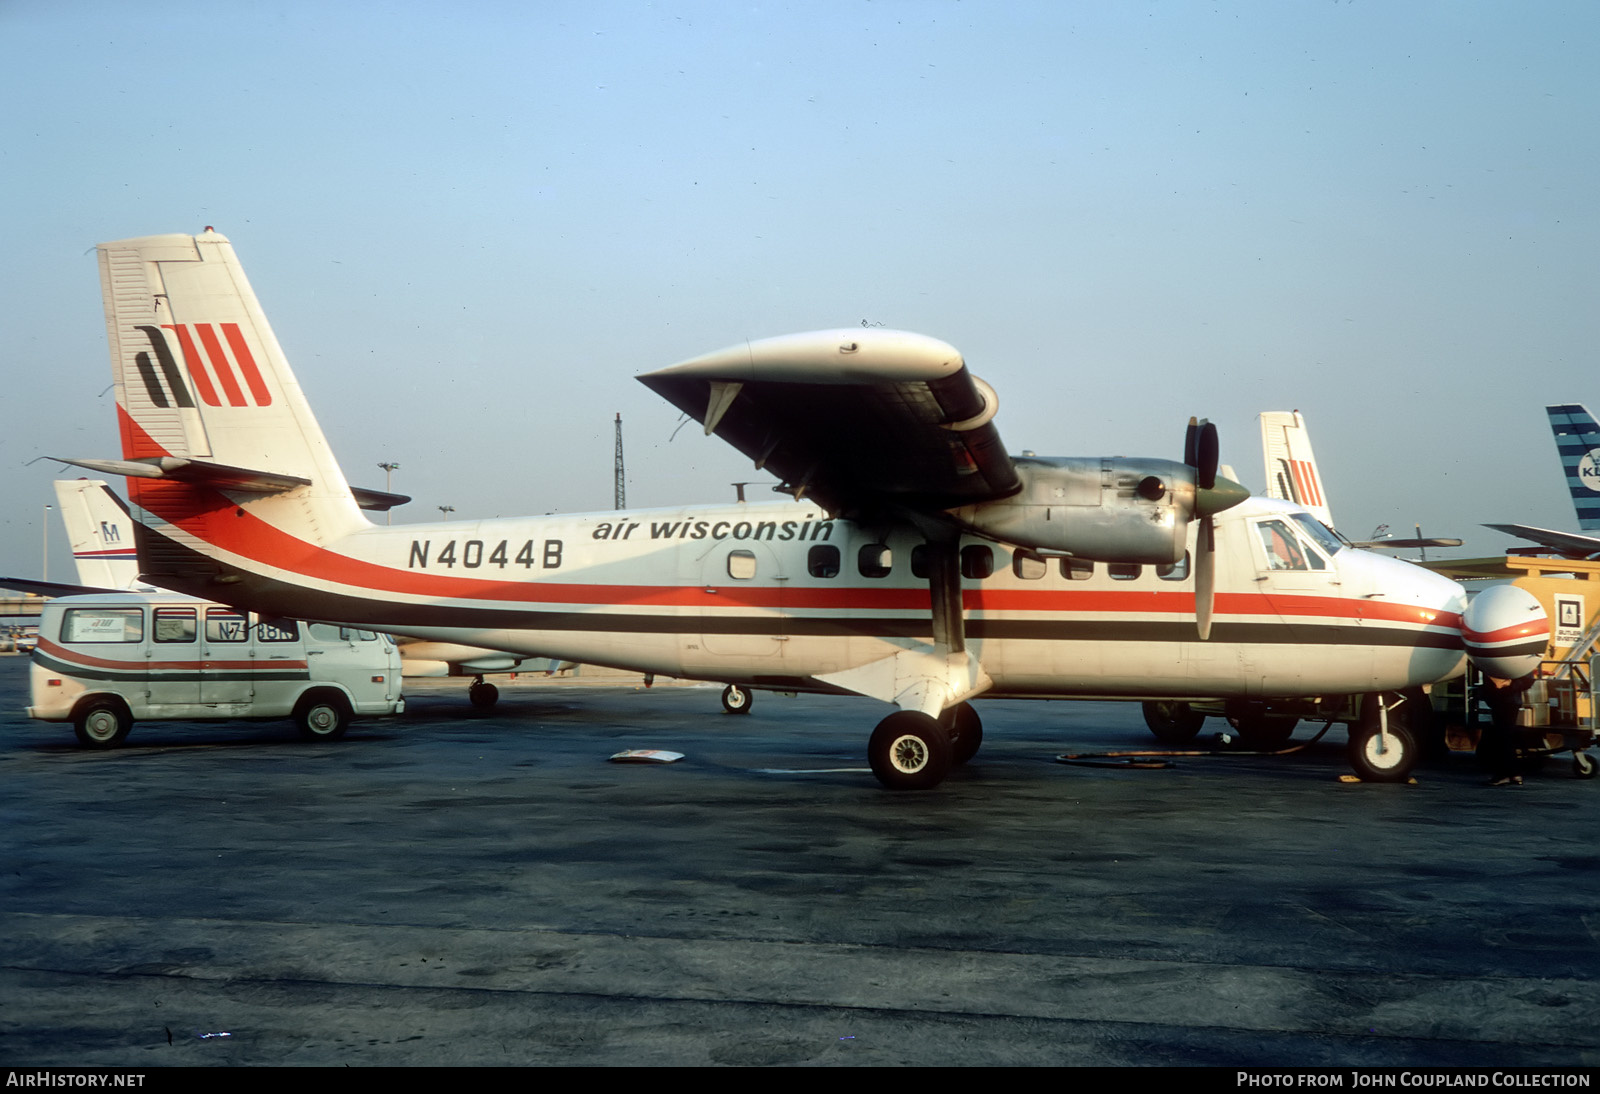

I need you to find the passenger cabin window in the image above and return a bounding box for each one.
[859,543,892,579]
[1157,555,1190,581]
[1062,559,1093,581]
[205,608,249,642]
[1013,550,1048,580]
[808,545,840,579]
[911,545,929,579]
[153,607,197,643]
[727,550,757,580]
[1109,562,1141,581]
[961,545,994,580]
[61,608,143,643]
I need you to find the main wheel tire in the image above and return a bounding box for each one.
[1142,700,1205,745]
[1229,710,1298,748]
[1348,694,1417,782]
[295,695,351,742]
[469,681,499,709]
[73,700,131,750]
[942,702,984,765]
[720,684,753,715]
[868,711,952,790]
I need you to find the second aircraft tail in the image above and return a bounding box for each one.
[1546,404,1600,531]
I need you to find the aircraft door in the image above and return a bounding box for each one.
[1248,514,1366,685]
[699,537,787,658]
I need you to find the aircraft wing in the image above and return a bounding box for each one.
[1483,523,1600,558]
[638,330,1020,515]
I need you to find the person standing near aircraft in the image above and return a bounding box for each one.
[1481,674,1534,787]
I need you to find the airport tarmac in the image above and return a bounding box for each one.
[0,655,1596,1067]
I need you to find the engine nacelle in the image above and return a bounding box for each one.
[949,457,1197,564]
[1461,583,1550,679]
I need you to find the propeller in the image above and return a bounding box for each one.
[1186,417,1223,640]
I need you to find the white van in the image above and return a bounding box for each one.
[27,592,405,748]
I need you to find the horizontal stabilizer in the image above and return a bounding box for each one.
[350,487,412,512]
[50,455,310,493]
[0,576,126,598]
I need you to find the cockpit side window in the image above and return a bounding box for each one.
[1256,519,1308,571]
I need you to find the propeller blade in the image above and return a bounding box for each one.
[1196,421,1218,490]
[1195,515,1216,640]
[1183,417,1220,491]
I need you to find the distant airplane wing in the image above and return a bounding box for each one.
[638,329,1020,516]
[1483,522,1600,559]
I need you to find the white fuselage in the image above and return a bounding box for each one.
[174,493,1466,702]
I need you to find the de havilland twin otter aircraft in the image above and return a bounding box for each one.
[56,229,1541,789]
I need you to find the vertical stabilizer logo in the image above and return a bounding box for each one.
[133,324,273,408]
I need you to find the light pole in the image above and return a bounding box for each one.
[42,504,52,582]
[378,461,400,525]
[438,505,455,519]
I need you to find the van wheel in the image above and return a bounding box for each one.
[74,701,131,750]
[295,695,350,741]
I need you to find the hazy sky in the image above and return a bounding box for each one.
[3,0,1597,579]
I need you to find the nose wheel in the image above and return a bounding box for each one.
[469,679,499,709]
[720,684,753,714]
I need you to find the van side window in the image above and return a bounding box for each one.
[257,619,299,643]
[307,623,342,643]
[807,545,840,578]
[61,608,143,643]
[205,608,249,642]
[153,607,197,643]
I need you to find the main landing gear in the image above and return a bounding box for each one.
[720,684,753,715]
[868,702,982,790]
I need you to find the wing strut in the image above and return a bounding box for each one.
[923,534,966,654]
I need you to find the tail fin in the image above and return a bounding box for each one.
[1259,411,1334,530]
[52,479,146,590]
[71,230,370,586]
[1545,404,1600,531]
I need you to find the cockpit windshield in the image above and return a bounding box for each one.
[1291,512,1344,557]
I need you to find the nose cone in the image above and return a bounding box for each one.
[1195,474,1250,518]
[1462,583,1550,679]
